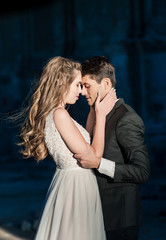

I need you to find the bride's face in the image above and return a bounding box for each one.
[64,70,82,105]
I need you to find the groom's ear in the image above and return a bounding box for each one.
[101,78,112,90]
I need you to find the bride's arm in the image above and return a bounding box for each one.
[91,90,116,160]
[91,97,106,159]
[53,92,111,157]
[53,102,107,156]
[53,109,90,154]
[85,107,95,138]
[73,89,117,169]
[53,89,116,162]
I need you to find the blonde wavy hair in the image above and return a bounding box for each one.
[17,56,81,161]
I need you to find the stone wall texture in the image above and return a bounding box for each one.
[0,0,166,174]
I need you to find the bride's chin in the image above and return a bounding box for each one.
[68,100,76,105]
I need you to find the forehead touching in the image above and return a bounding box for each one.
[73,70,82,84]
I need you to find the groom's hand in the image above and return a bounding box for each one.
[74,145,101,169]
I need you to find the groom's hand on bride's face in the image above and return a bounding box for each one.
[74,146,101,169]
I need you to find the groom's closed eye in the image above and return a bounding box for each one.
[84,84,90,89]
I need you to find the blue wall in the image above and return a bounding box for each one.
[0,1,166,238]
[0,0,166,175]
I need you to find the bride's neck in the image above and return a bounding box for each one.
[57,103,65,109]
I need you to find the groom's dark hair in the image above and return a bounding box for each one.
[81,56,116,88]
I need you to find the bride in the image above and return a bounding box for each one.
[17,56,116,240]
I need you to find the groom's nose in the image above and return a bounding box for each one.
[81,86,87,96]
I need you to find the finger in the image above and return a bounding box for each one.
[74,153,81,158]
[104,89,114,99]
[95,92,101,108]
[96,92,101,103]
[107,88,117,100]
[76,158,82,163]
[101,89,114,103]
[102,91,116,108]
[77,160,82,167]
[108,87,116,96]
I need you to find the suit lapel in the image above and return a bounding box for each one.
[106,98,124,123]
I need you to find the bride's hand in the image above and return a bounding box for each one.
[95,88,117,117]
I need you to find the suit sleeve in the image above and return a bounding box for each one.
[114,111,150,183]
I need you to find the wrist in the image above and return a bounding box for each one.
[96,157,101,169]
[96,113,106,122]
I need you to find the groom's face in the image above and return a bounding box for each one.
[82,75,104,106]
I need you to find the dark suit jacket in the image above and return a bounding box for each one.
[95,99,150,231]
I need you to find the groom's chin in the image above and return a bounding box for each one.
[91,101,96,107]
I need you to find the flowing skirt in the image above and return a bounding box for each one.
[34,167,106,240]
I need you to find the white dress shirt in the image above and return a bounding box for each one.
[98,158,115,178]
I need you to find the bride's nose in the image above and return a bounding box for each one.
[78,85,82,94]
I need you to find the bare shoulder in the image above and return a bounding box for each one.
[53,108,69,119]
[53,108,71,126]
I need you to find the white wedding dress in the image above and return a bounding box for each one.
[34,109,106,240]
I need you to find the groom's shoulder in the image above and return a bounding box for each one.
[117,100,144,125]
[116,99,137,115]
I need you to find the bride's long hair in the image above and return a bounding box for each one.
[12,56,81,162]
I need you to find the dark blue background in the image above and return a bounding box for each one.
[0,0,165,239]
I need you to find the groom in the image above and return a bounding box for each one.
[74,56,150,240]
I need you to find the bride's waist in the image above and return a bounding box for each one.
[56,166,93,172]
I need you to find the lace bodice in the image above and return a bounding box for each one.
[44,109,91,169]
